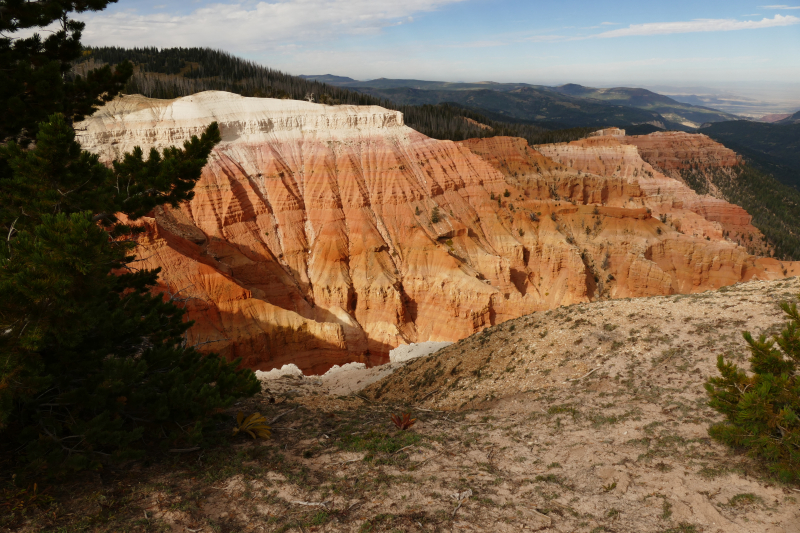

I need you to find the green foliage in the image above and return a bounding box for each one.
[672,155,800,259]
[702,120,800,189]
[336,429,421,455]
[0,1,132,145]
[431,206,441,224]
[0,115,259,473]
[705,297,800,483]
[703,164,800,260]
[0,5,259,475]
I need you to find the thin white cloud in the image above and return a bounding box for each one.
[78,0,467,50]
[600,22,620,26]
[760,4,800,8]
[523,34,569,42]
[596,14,800,38]
[447,40,507,48]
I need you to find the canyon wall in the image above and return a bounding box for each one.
[619,130,764,252]
[77,93,797,373]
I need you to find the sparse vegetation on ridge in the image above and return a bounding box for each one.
[706,294,800,483]
[678,164,800,260]
[5,278,800,532]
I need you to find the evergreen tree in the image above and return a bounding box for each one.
[0,1,132,145]
[706,298,800,483]
[0,1,259,473]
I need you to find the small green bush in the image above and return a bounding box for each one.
[705,295,800,483]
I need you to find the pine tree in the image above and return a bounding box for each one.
[705,298,800,483]
[0,1,133,146]
[0,1,259,473]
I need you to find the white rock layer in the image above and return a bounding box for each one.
[76,91,407,161]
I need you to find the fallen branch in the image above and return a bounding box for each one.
[354,394,373,404]
[452,499,464,518]
[414,453,441,467]
[347,501,363,512]
[291,500,330,508]
[392,444,416,455]
[486,446,496,461]
[565,367,601,382]
[418,388,441,402]
[331,458,362,466]
[270,407,298,425]
[451,489,472,517]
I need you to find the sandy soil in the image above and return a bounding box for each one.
[258,341,454,400]
[8,279,800,533]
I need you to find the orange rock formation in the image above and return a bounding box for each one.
[77,94,798,373]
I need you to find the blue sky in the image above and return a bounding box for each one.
[78,0,800,87]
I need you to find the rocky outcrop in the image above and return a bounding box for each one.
[618,131,765,252]
[622,131,741,171]
[77,94,798,373]
[535,133,758,241]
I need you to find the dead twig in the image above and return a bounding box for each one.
[354,394,373,404]
[451,489,472,517]
[291,500,330,508]
[347,501,363,512]
[414,453,441,467]
[270,407,298,425]
[393,444,416,455]
[418,388,441,402]
[486,446,496,461]
[566,367,601,382]
[331,458,362,466]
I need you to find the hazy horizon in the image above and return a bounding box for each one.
[69,0,800,113]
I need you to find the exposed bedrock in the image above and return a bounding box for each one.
[77,93,799,372]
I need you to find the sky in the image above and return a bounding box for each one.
[74,0,800,89]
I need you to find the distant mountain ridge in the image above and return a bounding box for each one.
[298,76,739,129]
[778,110,800,125]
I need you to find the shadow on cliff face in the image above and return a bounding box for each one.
[193,308,387,376]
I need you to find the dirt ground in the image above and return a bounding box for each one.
[4,278,800,533]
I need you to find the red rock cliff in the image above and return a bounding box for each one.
[77,94,798,373]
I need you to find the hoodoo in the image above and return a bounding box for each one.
[77,93,798,373]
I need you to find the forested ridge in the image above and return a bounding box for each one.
[713,165,800,260]
[75,47,597,146]
[75,47,800,260]
[701,120,800,189]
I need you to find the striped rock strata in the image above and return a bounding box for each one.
[77,93,797,373]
